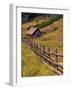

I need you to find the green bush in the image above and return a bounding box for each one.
[36,15,63,29]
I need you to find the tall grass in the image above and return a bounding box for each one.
[21,43,56,77]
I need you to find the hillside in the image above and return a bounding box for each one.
[21,15,63,77]
[34,19,63,49]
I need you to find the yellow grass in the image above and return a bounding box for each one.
[21,18,63,77]
[21,43,56,77]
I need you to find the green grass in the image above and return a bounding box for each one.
[35,15,63,29]
[21,43,56,77]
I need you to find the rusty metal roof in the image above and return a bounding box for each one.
[26,27,38,35]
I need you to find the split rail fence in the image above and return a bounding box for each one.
[23,39,63,75]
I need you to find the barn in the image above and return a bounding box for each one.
[26,27,42,38]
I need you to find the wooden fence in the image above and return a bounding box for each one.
[23,38,63,75]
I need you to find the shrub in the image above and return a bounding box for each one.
[37,15,63,29]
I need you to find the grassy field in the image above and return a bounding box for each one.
[21,43,56,77]
[34,19,63,49]
[21,16,63,77]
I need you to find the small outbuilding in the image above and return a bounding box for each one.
[26,27,42,38]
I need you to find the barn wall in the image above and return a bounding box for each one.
[32,30,42,38]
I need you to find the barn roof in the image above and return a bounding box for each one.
[26,27,38,35]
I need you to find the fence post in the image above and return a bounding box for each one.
[30,41,32,48]
[40,45,43,56]
[33,42,35,50]
[39,44,41,55]
[31,41,33,48]
[43,46,45,58]
[36,43,38,50]
[34,42,36,52]
[37,43,39,52]
[36,42,38,54]
[48,48,50,65]
[55,48,58,70]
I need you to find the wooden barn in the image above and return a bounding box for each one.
[26,27,42,38]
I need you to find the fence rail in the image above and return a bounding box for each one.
[23,38,63,75]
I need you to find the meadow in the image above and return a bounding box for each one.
[21,14,63,77]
